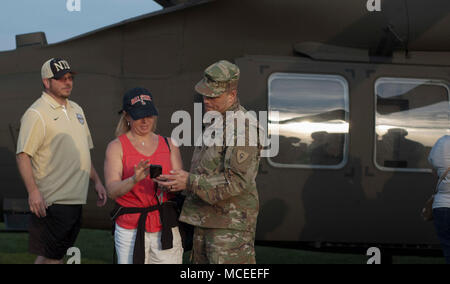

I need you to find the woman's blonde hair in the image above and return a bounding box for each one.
[114,112,158,137]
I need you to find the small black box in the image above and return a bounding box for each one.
[3,198,30,232]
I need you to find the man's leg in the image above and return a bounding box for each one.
[29,205,82,264]
[191,227,209,264]
[205,228,256,264]
[34,255,64,264]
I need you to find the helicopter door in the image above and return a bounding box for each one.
[236,55,356,243]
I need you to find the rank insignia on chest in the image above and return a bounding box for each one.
[76,113,85,125]
[237,150,249,164]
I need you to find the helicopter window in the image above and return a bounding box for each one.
[375,78,450,172]
[267,73,349,169]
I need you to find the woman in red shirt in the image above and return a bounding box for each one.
[104,87,184,264]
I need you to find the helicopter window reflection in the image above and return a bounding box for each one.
[268,73,349,169]
[375,78,450,172]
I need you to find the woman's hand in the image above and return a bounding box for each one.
[134,159,151,183]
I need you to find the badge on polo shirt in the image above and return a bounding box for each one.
[76,113,85,125]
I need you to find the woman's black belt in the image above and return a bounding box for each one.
[110,201,179,264]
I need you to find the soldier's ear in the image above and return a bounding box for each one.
[228,89,237,103]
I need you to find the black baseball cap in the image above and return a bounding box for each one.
[41,58,76,79]
[120,87,159,120]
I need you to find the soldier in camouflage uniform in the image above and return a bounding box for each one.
[156,60,261,264]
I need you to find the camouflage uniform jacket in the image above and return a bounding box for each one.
[179,101,260,232]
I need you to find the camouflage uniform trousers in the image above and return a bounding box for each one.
[191,227,256,264]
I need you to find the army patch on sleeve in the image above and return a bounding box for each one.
[237,150,250,164]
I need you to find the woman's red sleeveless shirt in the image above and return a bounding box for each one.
[115,134,174,232]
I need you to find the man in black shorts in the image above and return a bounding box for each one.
[16,58,107,264]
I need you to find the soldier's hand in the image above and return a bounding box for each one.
[155,169,189,192]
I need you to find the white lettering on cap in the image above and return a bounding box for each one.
[53,60,70,72]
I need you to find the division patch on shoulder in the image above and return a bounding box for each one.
[237,150,249,164]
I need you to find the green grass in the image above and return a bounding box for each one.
[0,223,445,264]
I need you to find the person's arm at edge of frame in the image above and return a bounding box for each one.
[428,141,440,185]
[16,152,47,218]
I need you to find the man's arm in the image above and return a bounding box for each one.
[157,145,260,205]
[16,152,47,218]
[187,145,259,205]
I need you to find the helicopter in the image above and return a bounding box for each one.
[0,0,449,254]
